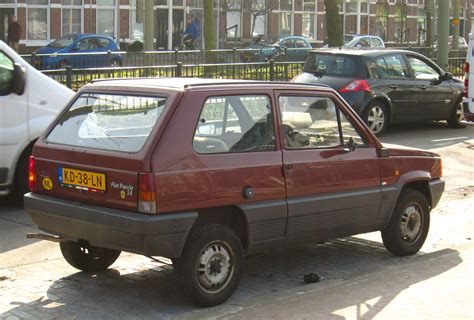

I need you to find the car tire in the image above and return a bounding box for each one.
[381,189,430,256]
[447,100,466,128]
[12,149,32,203]
[364,101,388,136]
[174,224,244,307]
[60,241,121,272]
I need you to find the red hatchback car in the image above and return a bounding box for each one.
[25,78,444,307]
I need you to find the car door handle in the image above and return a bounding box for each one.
[389,84,398,89]
[419,85,427,90]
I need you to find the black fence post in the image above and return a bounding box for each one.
[174,49,179,65]
[233,47,237,78]
[269,59,275,81]
[66,65,73,89]
[107,50,112,66]
[176,62,183,77]
[284,47,288,62]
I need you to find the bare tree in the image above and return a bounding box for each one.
[324,0,343,47]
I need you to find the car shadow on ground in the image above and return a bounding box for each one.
[380,121,474,150]
[0,237,462,319]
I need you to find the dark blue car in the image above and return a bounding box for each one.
[35,34,122,69]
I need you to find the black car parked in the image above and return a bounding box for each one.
[291,48,466,135]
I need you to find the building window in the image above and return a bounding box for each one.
[226,0,242,39]
[303,0,315,12]
[250,0,266,37]
[302,13,315,39]
[27,0,49,41]
[62,0,82,36]
[375,1,388,41]
[278,12,292,36]
[96,0,115,37]
[394,2,407,43]
[130,0,144,42]
[279,0,292,11]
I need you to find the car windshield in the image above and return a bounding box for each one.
[48,35,76,48]
[304,53,357,77]
[47,93,167,153]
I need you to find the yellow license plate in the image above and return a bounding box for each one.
[59,167,106,192]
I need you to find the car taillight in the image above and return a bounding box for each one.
[464,77,469,97]
[339,79,371,93]
[138,172,156,214]
[28,156,37,192]
[464,62,469,73]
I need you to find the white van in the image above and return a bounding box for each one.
[464,33,474,121]
[0,41,74,198]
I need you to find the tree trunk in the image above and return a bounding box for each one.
[324,0,343,47]
[203,0,216,63]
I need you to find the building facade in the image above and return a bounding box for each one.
[0,0,471,52]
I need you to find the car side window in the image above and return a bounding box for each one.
[278,95,364,149]
[295,39,308,48]
[97,38,110,48]
[374,54,409,79]
[371,37,383,47]
[0,52,14,96]
[193,95,275,154]
[407,56,440,80]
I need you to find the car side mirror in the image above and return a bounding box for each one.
[12,63,26,95]
[343,137,356,153]
[441,72,453,81]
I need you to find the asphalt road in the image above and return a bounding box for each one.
[0,121,473,319]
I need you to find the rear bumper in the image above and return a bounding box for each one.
[463,101,474,121]
[24,193,197,258]
[428,179,445,209]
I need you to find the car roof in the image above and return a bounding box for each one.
[309,48,416,57]
[74,33,115,40]
[84,77,332,92]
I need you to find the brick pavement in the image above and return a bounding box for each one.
[0,190,472,319]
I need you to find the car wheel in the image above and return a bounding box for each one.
[174,224,244,307]
[447,100,466,128]
[60,241,121,272]
[381,189,430,256]
[364,101,388,136]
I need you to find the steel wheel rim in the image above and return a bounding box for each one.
[196,240,234,294]
[399,203,423,243]
[456,102,465,122]
[367,106,385,133]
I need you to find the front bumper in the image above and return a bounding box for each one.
[428,179,445,209]
[24,193,197,258]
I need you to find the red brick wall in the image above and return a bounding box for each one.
[50,8,61,39]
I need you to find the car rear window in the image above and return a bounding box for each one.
[304,53,358,77]
[46,93,167,153]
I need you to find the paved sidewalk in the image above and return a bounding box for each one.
[190,243,474,319]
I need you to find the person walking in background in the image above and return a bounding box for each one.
[7,15,21,52]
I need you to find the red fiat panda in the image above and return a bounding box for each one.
[25,78,444,307]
